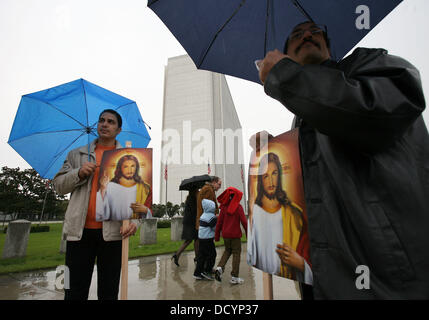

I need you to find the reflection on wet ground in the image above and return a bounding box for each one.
[0,244,301,300]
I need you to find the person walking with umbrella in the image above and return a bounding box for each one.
[171,174,211,266]
[53,109,138,300]
[196,176,222,229]
[171,187,199,266]
[257,21,429,299]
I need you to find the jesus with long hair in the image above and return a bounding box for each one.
[96,154,152,221]
[248,152,306,279]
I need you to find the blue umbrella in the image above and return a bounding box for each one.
[148,0,403,83]
[8,78,151,179]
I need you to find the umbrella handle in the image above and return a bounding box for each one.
[87,134,91,162]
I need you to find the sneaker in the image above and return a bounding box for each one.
[214,267,223,282]
[193,273,203,280]
[230,277,244,284]
[201,272,215,281]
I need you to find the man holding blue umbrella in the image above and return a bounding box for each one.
[257,21,429,299]
[53,109,140,300]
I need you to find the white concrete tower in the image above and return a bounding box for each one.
[160,55,246,211]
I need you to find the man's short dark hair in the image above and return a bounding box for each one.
[211,176,220,183]
[283,21,331,55]
[99,109,122,128]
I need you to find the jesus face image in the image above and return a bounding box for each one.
[261,161,279,200]
[121,159,137,180]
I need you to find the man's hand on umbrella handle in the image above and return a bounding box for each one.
[258,49,289,84]
[78,162,96,180]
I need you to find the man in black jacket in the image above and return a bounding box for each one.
[258,21,429,299]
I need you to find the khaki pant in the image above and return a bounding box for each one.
[217,238,242,277]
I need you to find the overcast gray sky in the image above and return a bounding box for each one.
[0,0,428,203]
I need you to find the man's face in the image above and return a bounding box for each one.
[286,22,330,65]
[121,159,137,180]
[212,179,222,192]
[261,161,278,199]
[97,112,121,140]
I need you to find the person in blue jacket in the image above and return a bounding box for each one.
[193,199,217,280]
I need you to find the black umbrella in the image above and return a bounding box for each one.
[179,174,211,191]
[148,0,403,83]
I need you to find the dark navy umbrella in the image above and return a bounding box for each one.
[179,174,211,191]
[148,0,403,83]
[8,79,151,179]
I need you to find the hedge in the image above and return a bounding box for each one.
[3,225,50,234]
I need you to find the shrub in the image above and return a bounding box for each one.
[30,225,50,233]
[2,225,50,233]
[157,220,171,228]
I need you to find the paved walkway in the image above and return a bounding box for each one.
[0,244,301,300]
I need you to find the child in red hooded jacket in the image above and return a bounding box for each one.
[214,187,247,284]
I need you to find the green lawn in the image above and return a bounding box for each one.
[0,223,246,274]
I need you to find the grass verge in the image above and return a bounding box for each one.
[0,223,246,274]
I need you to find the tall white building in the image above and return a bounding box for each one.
[160,55,247,211]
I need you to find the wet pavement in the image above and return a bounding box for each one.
[0,244,301,300]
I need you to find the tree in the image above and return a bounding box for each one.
[179,202,185,215]
[151,204,166,218]
[165,201,181,217]
[150,202,182,218]
[0,166,67,220]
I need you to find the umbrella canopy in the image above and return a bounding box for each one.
[8,78,151,179]
[179,174,211,191]
[148,0,403,83]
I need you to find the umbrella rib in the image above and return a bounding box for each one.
[23,96,88,128]
[115,101,135,111]
[43,132,90,176]
[88,102,152,132]
[197,0,247,68]
[264,0,271,57]
[119,130,151,139]
[116,102,152,130]
[87,101,135,128]
[81,79,91,160]
[7,129,94,143]
[82,79,89,127]
[290,0,314,22]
